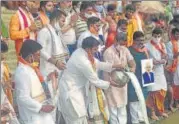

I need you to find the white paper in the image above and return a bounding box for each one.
[141,59,155,87]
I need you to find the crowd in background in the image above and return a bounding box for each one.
[1,1,179,124]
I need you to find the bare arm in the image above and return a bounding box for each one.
[128,60,136,72]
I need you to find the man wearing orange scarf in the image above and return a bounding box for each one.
[39,1,54,26]
[78,17,102,49]
[145,28,168,120]
[165,28,179,110]
[14,39,55,124]
[9,1,37,57]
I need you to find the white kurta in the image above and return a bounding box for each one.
[59,48,112,123]
[37,24,69,123]
[166,41,179,85]
[62,11,76,45]
[14,63,54,124]
[37,24,68,76]
[103,45,134,124]
[145,42,167,91]
[77,30,100,48]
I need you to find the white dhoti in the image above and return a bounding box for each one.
[46,79,60,123]
[59,87,88,124]
[60,97,88,124]
[19,113,54,124]
[129,101,144,124]
[126,72,149,124]
[109,106,127,124]
[62,114,88,124]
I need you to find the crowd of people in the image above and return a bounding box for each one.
[1,1,179,124]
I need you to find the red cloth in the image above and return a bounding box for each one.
[105,31,116,48]
[146,90,166,114]
[173,84,179,100]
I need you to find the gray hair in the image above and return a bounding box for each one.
[116,32,127,42]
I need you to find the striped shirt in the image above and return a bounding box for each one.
[74,17,88,39]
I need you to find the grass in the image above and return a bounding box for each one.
[5,40,17,72]
[1,7,17,73]
[154,110,179,124]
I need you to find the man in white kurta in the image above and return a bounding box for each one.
[59,36,123,124]
[145,36,167,94]
[59,49,112,124]
[145,28,168,119]
[37,9,69,123]
[77,16,104,48]
[14,40,55,124]
[103,33,135,124]
[37,11,69,79]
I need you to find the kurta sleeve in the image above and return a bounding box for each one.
[103,49,114,62]
[37,28,51,60]
[165,42,173,60]
[125,48,134,61]
[15,70,42,113]
[9,13,30,40]
[95,59,113,72]
[103,50,114,82]
[78,59,110,89]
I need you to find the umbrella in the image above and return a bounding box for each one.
[139,1,165,14]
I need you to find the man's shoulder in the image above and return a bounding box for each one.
[14,64,29,77]
[70,49,89,65]
[150,72,154,75]
[121,46,130,52]
[38,26,50,35]
[78,31,91,43]
[165,41,172,46]
[104,46,114,55]
[80,30,90,37]
[143,72,148,75]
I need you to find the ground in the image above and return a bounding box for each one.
[155,111,179,124]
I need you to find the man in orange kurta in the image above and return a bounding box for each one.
[125,4,138,47]
[9,1,37,56]
[39,1,54,26]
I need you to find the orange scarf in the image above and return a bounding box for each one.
[166,37,178,73]
[39,11,49,26]
[150,40,166,56]
[18,56,44,83]
[87,52,108,124]
[132,45,149,59]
